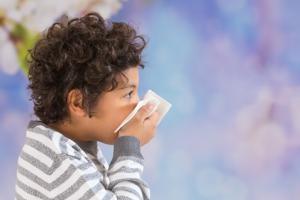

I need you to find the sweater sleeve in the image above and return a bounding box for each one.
[107,136,150,200]
[15,132,150,200]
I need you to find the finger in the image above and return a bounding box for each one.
[146,111,160,126]
[135,103,156,121]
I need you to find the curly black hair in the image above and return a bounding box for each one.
[27,12,147,124]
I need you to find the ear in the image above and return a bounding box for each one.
[67,89,87,117]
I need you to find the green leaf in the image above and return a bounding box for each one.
[12,23,40,75]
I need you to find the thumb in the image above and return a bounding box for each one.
[135,103,156,121]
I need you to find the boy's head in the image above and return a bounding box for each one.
[28,12,146,144]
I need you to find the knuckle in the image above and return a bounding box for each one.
[149,125,156,133]
[150,121,157,128]
[150,123,156,130]
[140,106,148,112]
[134,114,142,121]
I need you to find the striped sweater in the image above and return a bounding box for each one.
[15,120,150,200]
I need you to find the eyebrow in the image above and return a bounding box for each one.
[118,83,137,90]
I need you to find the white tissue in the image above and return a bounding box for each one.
[114,90,172,133]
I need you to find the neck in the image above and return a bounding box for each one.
[48,120,84,142]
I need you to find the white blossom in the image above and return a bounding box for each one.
[0,0,125,75]
[0,28,19,75]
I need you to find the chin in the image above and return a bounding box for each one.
[98,134,118,145]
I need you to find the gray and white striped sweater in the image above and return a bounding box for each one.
[15,121,150,200]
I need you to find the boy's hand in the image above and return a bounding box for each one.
[117,103,160,146]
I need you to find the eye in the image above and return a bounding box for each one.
[124,90,134,99]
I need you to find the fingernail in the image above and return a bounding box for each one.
[147,104,155,110]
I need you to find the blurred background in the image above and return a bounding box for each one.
[1,0,300,199]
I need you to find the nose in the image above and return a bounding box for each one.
[131,95,140,109]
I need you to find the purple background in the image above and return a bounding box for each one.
[1,0,300,199]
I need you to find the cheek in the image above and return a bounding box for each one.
[99,103,135,129]
[112,104,135,125]
[86,100,138,143]
[95,95,139,130]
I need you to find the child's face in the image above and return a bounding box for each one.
[78,67,140,144]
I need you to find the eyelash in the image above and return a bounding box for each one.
[125,90,134,99]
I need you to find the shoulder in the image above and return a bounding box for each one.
[16,121,105,199]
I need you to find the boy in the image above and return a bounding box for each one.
[15,12,159,200]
